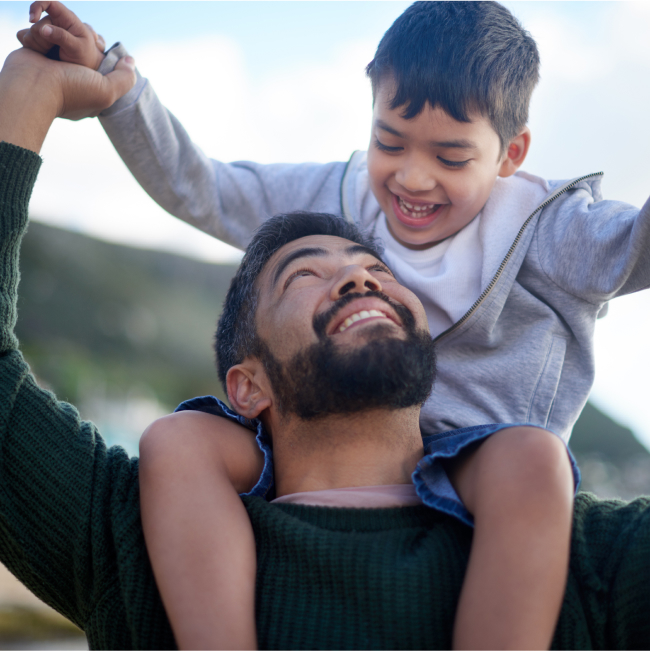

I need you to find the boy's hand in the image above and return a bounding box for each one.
[16,1,105,71]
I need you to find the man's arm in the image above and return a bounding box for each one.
[0,47,140,625]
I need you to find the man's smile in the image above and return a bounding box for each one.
[322,295,404,337]
[337,309,388,333]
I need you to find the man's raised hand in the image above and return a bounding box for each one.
[17,1,105,70]
[0,47,136,152]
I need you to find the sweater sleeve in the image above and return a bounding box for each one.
[0,141,142,632]
[534,180,650,303]
[97,44,348,251]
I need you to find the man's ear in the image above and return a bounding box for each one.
[498,127,531,178]
[226,361,272,419]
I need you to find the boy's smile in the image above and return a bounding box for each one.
[367,82,527,250]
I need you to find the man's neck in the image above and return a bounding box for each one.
[267,407,424,497]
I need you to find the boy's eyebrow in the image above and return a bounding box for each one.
[374,119,477,149]
[432,139,477,149]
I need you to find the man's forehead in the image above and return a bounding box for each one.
[261,235,384,287]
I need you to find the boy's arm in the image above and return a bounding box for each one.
[139,411,263,649]
[18,1,356,251]
[97,54,349,251]
[534,183,650,302]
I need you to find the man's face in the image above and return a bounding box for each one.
[366,80,507,250]
[253,235,435,418]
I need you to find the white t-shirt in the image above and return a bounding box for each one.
[373,171,550,338]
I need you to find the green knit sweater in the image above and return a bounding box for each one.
[1,141,650,650]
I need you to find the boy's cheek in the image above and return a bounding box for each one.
[366,155,389,203]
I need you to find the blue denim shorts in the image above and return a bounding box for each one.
[413,424,581,527]
[176,397,581,528]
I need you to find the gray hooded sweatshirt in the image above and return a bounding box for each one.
[98,45,650,442]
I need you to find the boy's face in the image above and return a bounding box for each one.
[367,81,512,250]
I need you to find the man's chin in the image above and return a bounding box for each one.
[261,325,436,421]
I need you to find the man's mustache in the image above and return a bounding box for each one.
[312,291,415,339]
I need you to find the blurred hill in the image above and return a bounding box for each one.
[15,221,650,496]
[17,221,238,454]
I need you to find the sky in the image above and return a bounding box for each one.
[2,1,650,450]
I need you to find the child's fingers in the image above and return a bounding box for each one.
[84,23,106,53]
[29,1,43,23]
[38,23,86,59]
[16,19,53,54]
[30,1,86,38]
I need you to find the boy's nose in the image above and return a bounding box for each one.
[330,265,382,299]
[395,156,437,193]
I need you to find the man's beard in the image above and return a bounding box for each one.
[254,292,436,420]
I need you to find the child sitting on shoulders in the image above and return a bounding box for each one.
[19,1,650,648]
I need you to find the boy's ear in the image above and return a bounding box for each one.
[226,360,272,420]
[498,127,531,178]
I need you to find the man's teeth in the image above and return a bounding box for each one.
[338,310,387,333]
[398,197,438,218]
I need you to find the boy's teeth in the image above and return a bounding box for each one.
[338,310,386,333]
[399,197,437,217]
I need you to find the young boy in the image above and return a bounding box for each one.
[19,1,650,649]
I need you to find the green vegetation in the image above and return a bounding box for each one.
[0,606,83,642]
[17,222,239,431]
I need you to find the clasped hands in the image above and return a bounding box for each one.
[0,1,135,152]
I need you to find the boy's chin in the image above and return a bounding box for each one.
[385,217,446,251]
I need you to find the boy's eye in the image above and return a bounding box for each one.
[374,138,403,154]
[438,156,470,169]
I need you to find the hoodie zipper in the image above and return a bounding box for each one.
[432,172,604,344]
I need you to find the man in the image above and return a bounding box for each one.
[1,42,650,651]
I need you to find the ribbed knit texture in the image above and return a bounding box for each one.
[1,142,650,649]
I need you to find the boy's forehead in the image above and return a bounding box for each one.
[373,79,501,145]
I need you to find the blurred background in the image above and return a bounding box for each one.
[1,1,650,647]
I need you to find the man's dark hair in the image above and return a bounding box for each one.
[215,212,383,390]
[366,1,540,151]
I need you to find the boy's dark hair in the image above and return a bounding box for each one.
[366,1,540,151]
[215,212,383,391]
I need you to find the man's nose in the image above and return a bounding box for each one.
[331,265,382,298]
[394,154,436,193]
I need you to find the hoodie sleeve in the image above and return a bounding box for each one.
[97,44,348,251]
[533,179,650,304]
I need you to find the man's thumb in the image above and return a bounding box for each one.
[103,56,136,104]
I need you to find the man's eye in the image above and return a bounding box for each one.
[438,156,470,169]
[368,263,394,277]
[374,138,402,154]
[284,268,317,290]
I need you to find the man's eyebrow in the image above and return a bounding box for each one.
[272,247,328,287]
[344,245,393,273]
[375,119,476,149]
